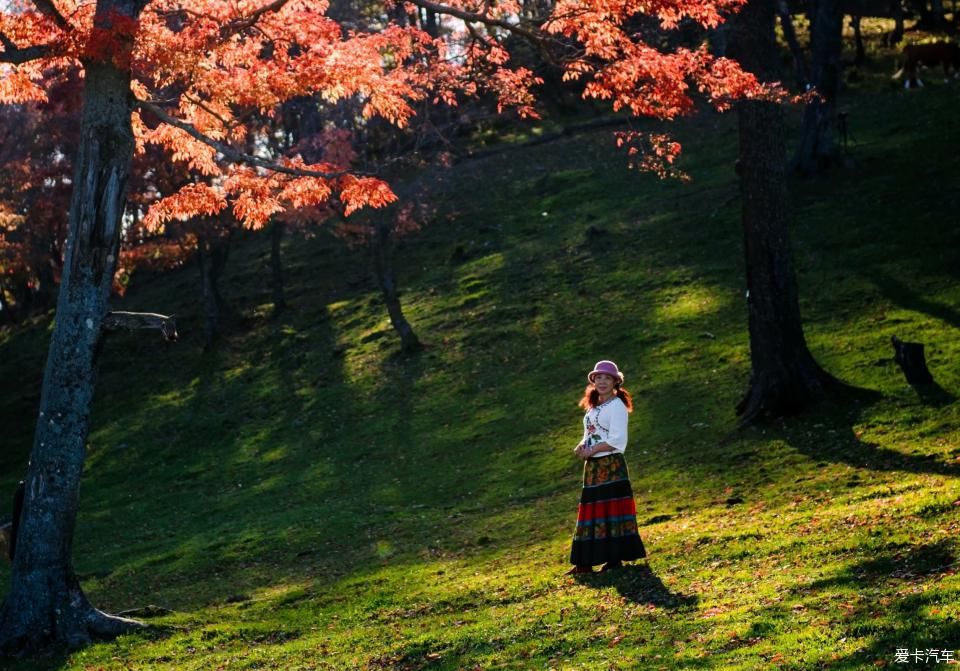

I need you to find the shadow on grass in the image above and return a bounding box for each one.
[911,381,956,408]
[0,650,71,671]
[864,270,960,332]
[772,386,960,477]
[798,539,956,594]
[576,562,698,611]
[789,539,959,669]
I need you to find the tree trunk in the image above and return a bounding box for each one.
[727,0,836,426]
[522,0,553,19]
[0,285,10,325]
[421,7,439,36]
[371,218,421,353]
[891,0,905,43]
[891,336,935,385]
[851,14,866,65]
[793,0,844,175]
[197,231,231,349]
[34,259,59,311]
[708,24,728,56]
[905,0,934,26]
[777,0,811,86]
[907,0,946,26]
[269,220,287,313]
[929,0,946,25]
[0,12,145,651]
[8,279,33,319]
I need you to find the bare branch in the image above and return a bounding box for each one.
[138,100,359,180]
[224,0,291,33]
[182,93,244,133]
[30,0,70,31]
[404,0,580,69]
[151,1,292,38]
[404,0,541,41]
[0,32,52,64]
[103,311,178,341]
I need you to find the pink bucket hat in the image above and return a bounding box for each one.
[587,360,624,385]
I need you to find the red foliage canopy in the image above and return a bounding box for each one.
[0,0,542,233]
[0,0,772,286]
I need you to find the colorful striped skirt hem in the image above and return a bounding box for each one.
[570,453,646,566]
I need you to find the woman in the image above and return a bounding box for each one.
[568,360,646,574]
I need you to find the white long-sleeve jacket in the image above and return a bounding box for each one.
[581,396,629,458]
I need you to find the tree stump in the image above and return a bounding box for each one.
[891,336,934,385]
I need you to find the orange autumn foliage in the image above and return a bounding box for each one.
[0,0,541,232]
[0,0,775,287]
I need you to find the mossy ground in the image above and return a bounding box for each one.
[1,27,959,671]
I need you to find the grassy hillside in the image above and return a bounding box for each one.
[1,43,960,670]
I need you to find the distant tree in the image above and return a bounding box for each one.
[124,143,230,347]
[905,0,947,28]
[265,100,350,317]
[330,179,440,352]
[792,0,844,175]
[777,0,809,85]
[0,72,80,318]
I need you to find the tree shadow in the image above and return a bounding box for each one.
[797,539,956,594]
[0,650,70,671]
[911,381,956,407]
[770,385,960,477]
[862,269,960,332]
[575,562,698,611]
[787,539,959,669]
[65,249,409,611]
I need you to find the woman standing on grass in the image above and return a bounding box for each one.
[568,360,646,575]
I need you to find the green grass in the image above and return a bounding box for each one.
[2,35,960,670]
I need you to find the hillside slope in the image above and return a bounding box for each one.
[1,60,959,670]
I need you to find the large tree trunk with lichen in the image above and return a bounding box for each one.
[728,0,836,426]
[793,0,844,175]
[0,6,146,651]
[371,217,421,353]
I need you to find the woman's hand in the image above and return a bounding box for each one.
[575,442,598,460]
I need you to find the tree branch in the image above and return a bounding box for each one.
[138,100,359,180]
[103,311,178,341]
[403,0,541,41]
[0,32,52,64]
[224,0,292,33]
[30,0,70,31]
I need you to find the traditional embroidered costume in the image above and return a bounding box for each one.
[570,362,646,568]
